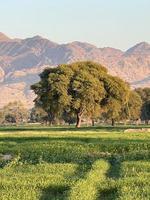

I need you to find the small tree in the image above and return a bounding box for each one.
[0,110,5,125]
[2,101,28,124]
[103,98,122,126]
[135,88,150,124]
[126,91,142,122]
[102,76,130,126]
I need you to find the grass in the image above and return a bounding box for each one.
[0,162,77,200]
[0,125,150,199]
[69,160,110,200]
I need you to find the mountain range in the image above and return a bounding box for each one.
[0,32,150,108]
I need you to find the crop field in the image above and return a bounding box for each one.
[0,125,150,200]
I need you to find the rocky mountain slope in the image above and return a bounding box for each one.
[0,32,150,108]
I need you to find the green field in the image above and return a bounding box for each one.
[0,126,150,200]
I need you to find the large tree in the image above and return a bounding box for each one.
[31,61,130,127]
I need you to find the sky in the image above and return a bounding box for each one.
[0,0,150,50]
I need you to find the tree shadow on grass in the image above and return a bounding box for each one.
[1,124,149,133]
[108,156,122,179]
[39,185,69,200]
[0,126,111,133]
[98,188,119,200]
[0,136,149,144]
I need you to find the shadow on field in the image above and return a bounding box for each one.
[0,136,149,144]
[108,157,122,179]
[0,136,100,143]
[40,185,69,200]
[98,188,119,200]
[0,125,150,133]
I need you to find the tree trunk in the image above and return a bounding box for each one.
[92,119,95,126]
[48,121,52,126]
[76,114,82,128]
[112,118,115,126]
[145,120,149,125]
[136,119,140,125]
[124,120,127,126]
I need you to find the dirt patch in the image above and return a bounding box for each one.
[0,154,12,161]
[124,128,150,133]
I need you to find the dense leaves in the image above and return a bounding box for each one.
[0,101,28,124]
[136,88,150,124]
[31,61,130,127]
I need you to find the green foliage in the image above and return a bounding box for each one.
[0,162,77,200]
[30,107,48,123]
[31,61,130,127]
[0,101,28,125]
[136,88,150,123]
[102,88,143,125]
[62,111,76,125]
[127,91,142,121]
[102,98,122,125]
[118,161,150,200]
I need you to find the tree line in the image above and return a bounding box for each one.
[0,61,149,127]
[31,61,150,127]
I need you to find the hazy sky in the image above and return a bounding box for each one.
[0,0,149,50]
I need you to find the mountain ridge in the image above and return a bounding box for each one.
[0,33,150,108]
[0,32,11,41]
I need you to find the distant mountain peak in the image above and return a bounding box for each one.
[0,32,11,41]
[133,42,150,49]
[71,41,96,47]
[125,41,150,55]
[137,41,150,46]
[24,35,45,41]
[22,35,58,48]
[31,35,44,40]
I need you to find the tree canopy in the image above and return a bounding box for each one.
[136,88,150,124]
[31,61,130,127]
[0,101,28,124]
